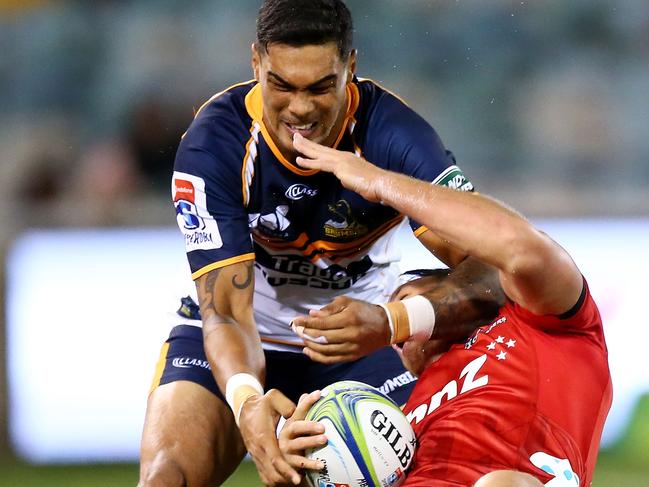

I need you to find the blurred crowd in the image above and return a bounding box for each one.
[0,0,648,238]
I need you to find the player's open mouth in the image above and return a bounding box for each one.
[284,121,317,138]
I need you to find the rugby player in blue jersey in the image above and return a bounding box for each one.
[139,1,503,486]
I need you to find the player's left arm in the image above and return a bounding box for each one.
[293,133,583,316]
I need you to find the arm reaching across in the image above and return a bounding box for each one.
[293,132,583,317]
[196,262,301,486]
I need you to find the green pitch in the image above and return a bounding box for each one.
[0,452,647,487]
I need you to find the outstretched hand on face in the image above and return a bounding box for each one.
[293,133,385,203]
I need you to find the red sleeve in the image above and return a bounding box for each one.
[505,278,606,348]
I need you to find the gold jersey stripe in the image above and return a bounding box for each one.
[148,342,171,394]
[191,253,256,280]
[254,215,404,261]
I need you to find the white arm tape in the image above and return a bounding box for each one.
[225,373,264,425]
[403,295,436,341]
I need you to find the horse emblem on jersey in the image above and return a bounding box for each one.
[324,199,368,239]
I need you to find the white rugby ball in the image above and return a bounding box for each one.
[305,380,416,487]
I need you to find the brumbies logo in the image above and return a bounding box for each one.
[324,199,368,239]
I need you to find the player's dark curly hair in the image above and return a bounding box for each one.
[256,0,354,59]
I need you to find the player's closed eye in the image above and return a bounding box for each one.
[272,83,293,92]
[309,86,331,95]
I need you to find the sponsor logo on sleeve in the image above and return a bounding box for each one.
[432,165,474,192]
[172,171,223,251]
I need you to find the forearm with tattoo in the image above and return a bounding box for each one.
[195,261,265,389]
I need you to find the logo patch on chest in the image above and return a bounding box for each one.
[285,183,318,200]
[324,199,368,239]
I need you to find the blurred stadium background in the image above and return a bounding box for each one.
[1,0,648,485]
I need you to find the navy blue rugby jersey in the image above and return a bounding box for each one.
[172,77,474,350]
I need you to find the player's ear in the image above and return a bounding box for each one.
[251,43,261,81]
[346,49,357,83]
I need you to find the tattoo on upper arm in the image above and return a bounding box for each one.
[196,263,254,322]
[232,262,253,290]
[197,268,221,317]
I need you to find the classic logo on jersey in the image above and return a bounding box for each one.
[285,183,318,201]
[172,171,223,251]
[324,199,368,239]
[171,357,211,370]
[432,165,474,192]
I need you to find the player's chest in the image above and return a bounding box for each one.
[246,148,399,242]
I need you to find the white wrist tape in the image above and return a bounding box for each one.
[379,295,436,343]
[225,373,264,426]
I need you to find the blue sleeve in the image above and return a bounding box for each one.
[362,91,475,233]
[172,104,254,279]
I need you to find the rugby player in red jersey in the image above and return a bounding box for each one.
[290,133,612,486]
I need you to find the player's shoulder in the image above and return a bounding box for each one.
[178,80,257,165]
[354,77,411,116]
[353,76,435,138]
[191,79,256,125]
[504,278,604,341]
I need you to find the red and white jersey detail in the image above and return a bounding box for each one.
[402,282,612,486]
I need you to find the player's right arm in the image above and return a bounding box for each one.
[196,263,301,486]
[196,263,262,388]
[174,90,301,486]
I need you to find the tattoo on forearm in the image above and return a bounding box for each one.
[232,262,254,290]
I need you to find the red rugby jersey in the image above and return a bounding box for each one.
[402,281,612,486]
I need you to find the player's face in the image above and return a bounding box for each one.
[252,42,356,161]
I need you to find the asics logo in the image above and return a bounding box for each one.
[285,184,318,201]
